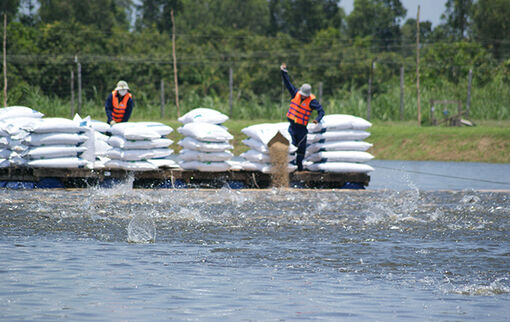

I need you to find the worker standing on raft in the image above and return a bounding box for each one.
[280,63,325,171]
[105,80,134,125]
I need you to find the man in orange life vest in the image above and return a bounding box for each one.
[281,63,325,171]
[105,80,134,125]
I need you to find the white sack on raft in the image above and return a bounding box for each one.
[241,122,291,146]
[179,160,231,172]
[27,157,89,169]
[179,149,233,162]
[22,118,83,134]
[178,122,233,142]
[307,130,371,143]
[306,141,373,154]
[110,123,161,140]
[23,133,88,146]
[178,107,229,124]
[0,106,44,121]
[108,136,173,150]
[105,159,158,171]
[305,151,374,163]
[306,162,374,173]
[307,114,372,132]
[178,137,233,153]
[23,146,87,160]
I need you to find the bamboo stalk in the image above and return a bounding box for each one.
[3,14,7,107]
[416,5,421,126]
[171,9,180,118]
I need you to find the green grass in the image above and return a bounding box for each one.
[369,121,510,163]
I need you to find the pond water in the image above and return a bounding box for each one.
[1,162,509,321]
[369,160,510,191]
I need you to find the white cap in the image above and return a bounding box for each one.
[115,80,129,91]
[299,84,311,97]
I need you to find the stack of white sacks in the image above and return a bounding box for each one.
[240,122,297,173]
[177,108,234,172]
[0,106,93,168]
[0,106,46,167]
[105,122,175,171]
[305,114,375,173]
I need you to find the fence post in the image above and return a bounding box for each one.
[171,9,180,118]
[416,5,421,126]
[70,69,75,118]
[466,68,472,118]
[318,81,323,103]
[75,56,82,116]
[367,60,375,121]
[160,79,165,118]
[229,66,233,117]
[400,66,404,121]
[3,14,7,107]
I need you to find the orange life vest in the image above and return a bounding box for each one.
[111,90,132,123]
[287,93,316,126]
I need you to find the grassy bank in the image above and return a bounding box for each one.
[137,118,510,163]
[369,121,510,163]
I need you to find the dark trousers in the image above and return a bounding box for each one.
[288,119,308,171]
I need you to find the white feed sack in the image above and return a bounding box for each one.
[304,114,374,174]
[178,122,233,142]
[305,162,375,173]
[178,137,232,153]
[110,122,162,140]
[178,107,229,125]
[0,106,44,121]
[241,122,292,146]
[307,114,372,133]
[180,149,233,162]
[179,160,231,172]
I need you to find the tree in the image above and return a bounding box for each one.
[136,0,180,33]
[401,18,432,56]
[38,0,132,32]
[0,0,20,19]
[268,0,344,39]
[346,0,406,51]
[176,0,270,35]
[472,0,510,60]
[440,0,473,39]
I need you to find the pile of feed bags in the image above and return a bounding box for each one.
[0,106,45,167]
[240,122,297,173]
[0,106,90,168]
[304,114,374,173]
[105,122,174,171]
[177,108,233,172]
[71,114,109,169]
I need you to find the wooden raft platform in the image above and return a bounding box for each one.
[0,167,370,189]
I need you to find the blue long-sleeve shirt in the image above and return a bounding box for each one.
[104,92,134,124]
[281,69,325,123]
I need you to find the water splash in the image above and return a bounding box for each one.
[460,194,481,204]
[363,188,422,225]
[127,212,156,243]
[450,278,510,296]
